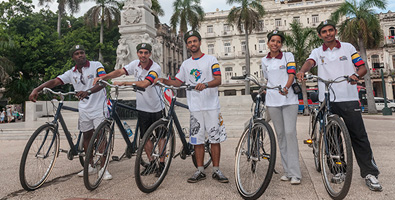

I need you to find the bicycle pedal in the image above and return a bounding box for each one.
[304,139,313,144]
[112,156,120,161]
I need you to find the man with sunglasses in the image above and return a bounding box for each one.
[94,43,165,177]
[29,45,112,180]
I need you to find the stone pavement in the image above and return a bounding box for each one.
[0,101,394,199]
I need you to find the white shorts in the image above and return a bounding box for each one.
[189,109,227,145]
[78,114,105,133]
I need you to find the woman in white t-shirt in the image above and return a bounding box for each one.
[261,30,301,185]
[0,108,5,123]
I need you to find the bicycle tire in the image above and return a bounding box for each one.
[135,119,175,193]
[235,120,276,199]
[320,115,353,200]
[191,140,212,169]
[19,124,60,191]
[78,134,85,167]
[311,111,321,172]
[84,120,114,191]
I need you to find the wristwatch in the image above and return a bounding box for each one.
[353,73,360,80]
[204,82,209,88]
[86,89,92,95]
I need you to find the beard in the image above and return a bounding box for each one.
[190,46,200,54]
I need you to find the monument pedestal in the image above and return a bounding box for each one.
[111,76,136,100]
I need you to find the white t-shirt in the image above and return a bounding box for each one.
[175,54,221,112]
[261,51,299,107]
[123,59,164,113]
[0,111,5,118]
[308,41,363,102]
[57,61,107,119]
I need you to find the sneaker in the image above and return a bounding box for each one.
[280,175,291,181]
[99,168,113,180]
[187,170,206,183]
[155,162,165,177]
[212,170,229,183]
[331,173,346,184]
[365,174,382,191]
[290,177,301,185]
[77,165,97,177]
[141,161,157,176]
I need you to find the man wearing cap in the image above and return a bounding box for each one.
[94,43,165,177]
[155,30,228,183]
[296,20,382,191]
[29,45,113,180]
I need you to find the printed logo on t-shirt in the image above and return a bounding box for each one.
[87,74,94,79]
[279,65,286,69]
[339,56,348,61]
[320,56,325,64]
[190,69,202,81]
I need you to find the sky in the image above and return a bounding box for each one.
[6,0,395,24]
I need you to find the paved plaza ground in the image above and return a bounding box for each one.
[0,111,394,200]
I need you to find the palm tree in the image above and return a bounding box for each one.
[170,0,204,60]
[84,0,121,62]
[285,20,321,115]
[331,0,386,114]
[226,0,265,95]
[38,0,83,37]
[151,0,164,25]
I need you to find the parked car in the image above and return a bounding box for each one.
[298,88,319,113]
[374,97,395,112]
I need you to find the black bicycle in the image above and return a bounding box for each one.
[233,75,278,199]
[303,74,353,200]
[19,88,84,191]
[83,80,146,190]
[134,81,212,193]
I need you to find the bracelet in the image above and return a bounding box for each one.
[204,82,209,88]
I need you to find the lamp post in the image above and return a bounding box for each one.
[381,68,392,115]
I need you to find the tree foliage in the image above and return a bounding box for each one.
[170,0,205,33]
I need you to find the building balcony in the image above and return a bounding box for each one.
[220,52,235,59]
[254,50,267,57]
[384,38,395,46]
[221,31,234,37]
[205,32,216,38]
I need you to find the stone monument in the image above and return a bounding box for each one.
[114,0,161,100]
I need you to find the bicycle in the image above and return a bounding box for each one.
[233,75,278,200]
[134,81,212,193]
[19,88,85,191]
[303,74,353,200]
[83,80,146,190]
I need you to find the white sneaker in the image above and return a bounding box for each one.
[99,168,113,180]
[77,165,97,177]
[290,177,301,185]
[280,175,291,181]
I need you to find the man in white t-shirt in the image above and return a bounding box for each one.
[94,43,165,177]
[155,30,228,183]
[29,45,112,180]
[296,20,382,191]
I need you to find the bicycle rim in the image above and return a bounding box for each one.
[235,120,276,199]
[320,116,353,200]
[135,120,175,193]
[19,124,59,191]
[84,121,113,191]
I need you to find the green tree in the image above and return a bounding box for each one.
[0,36,15,86]
[331,0,386,114]
[170,0,204,60]
[38,0,83,38]
[84,0,121,62]
[151,0,164,25]
[226,0,265,95]
[285,20,321,115]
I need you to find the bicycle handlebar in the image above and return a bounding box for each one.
[231,75,283,92]
[98,79,145,91]
[305,74,352,84]
[156,81,196,91]
[43,88,77,97]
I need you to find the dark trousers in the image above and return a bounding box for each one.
[138,110,164,139]
[330,101,380,178]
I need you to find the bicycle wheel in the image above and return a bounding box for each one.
[78,134,85,167]
[235,120,276,199]
[320,115,353,200]
[84,120,114,191]
[311,112,321,172]
[19,124,60,191]
[135,119,175,193]
[192,140,212,169]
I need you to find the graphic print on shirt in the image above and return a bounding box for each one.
[190,114,200,137]
[190,69,202,82]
